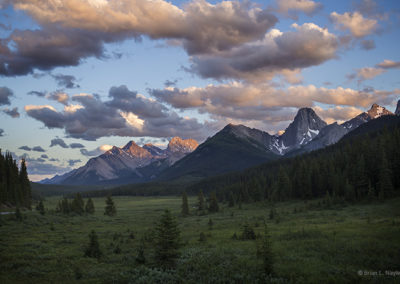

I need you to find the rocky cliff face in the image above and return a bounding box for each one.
[395,100,400,116]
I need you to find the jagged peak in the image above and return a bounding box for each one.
[366,103,393,119]
[167,136,198,153]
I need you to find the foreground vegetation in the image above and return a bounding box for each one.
[1,196,400,283]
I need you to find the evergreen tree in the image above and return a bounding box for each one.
[208,191,219,213]
[181,191,189,216]
[19,159,31,209]
[378,147,393,199]
[85,198,95,214]
[71,193,84,215]
[154,209,180,269]
[104,195,116,216]
[15,207,22,221]
[258,225,274,275]
[277,167,291,201]
[36,200,45,215]
[197,190,205,212]
[84,230,102,259]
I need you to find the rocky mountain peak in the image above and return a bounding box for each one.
[167,137,198,154]
[280,107,327,148]
[367,103,393,119]
[122,141,152,158]
[143,143,165,156]
[395,100,400,116]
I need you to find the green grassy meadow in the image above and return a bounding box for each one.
[1,196,400,283]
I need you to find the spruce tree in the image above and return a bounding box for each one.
[154,209,180,269]
[208,191,219,213]
[19,159,31,209]
[197,190,205,212]
[104,195,116,216]
[258,225,274,275]
[71,193,84,215]
[36,200,45,215]
[85,198,95,214]
[84,230,102,259]
[181,191,189,216]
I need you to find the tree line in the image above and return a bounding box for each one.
[0,150,31,209]
[189,118,400,204]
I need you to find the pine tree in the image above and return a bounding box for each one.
[258,225,274,275]
[84,230,102,259]
[208,191,219,213]
[197,190,205,212]
[181,191,189,216]
[19,159,31,209]
[71,193,84,215]
[36,200,45,215]
[154,209,180,269]
[104,195,116,216]
[85,198,95,214]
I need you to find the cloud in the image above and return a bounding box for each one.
[25,85,214,141]
[41,154,48,159]
[149,81,399,133]
[16,153,72,175]
[360,39,375,50]
[28,90,46,97]
[314,105,364,124]
[80,144,112,157]
[188,23,338,82]
[330,11,378,38]
[376,59,400,69]
[51,73,80,89]
[68,159,81,166]
[356,67,385,81]
[0,128,4,137]
[47,91,69,105]
[50,138,69,148]
[19,146,31,151]
[164,79,178,87]
[274,0,323,19]
[32,146,46,152]
[2,107,20,118]
[0,87,13,105]
[1,0,277,76]
[69,142,85,149]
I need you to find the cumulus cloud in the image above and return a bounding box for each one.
[314,105,364,124]
[330,11,378,38]
[50,138,69,148]
[189,23,338,82]
[17,153,72,176]
[25,85,215,141]
[19,146,31,151]
[51,74,80,89]
[69,142,85,149]
[376,59,400,69]
[32,146,46,152]
[150,81,399,132]
[0,87,13,105]
[2,107,20,118]
[1,0,277,76]
[356,67,385,81]
[274,0,323,19]
[28,90,46,97]
[68,159,81,166]
[80,145,112,156]
[47,91,69,105]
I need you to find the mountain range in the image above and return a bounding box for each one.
[42,100,400,185]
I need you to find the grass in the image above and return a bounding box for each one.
[1,196,400,283]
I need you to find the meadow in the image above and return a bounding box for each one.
[1,196,400,283]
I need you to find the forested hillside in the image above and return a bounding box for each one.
[0,150,32,209]
[189,116,400,203]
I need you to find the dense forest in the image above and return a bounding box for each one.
[0,150,32,209]
[189,116,400,203]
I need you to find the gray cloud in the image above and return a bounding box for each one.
[28,91,46,97]
[80,148,103,157]
[273,0,323,19]
[360,39,375,50]
[32,146,46,152]
[19,146,31,151]
[25,85,214,141]
[189,23,338,82]
[0,87,13,105]
[2,107,20,118]
[68,159,81,166]
[47,91,69,105]
[51,73,80,89]
[69,142,85,149]
[18,153,71,175]
[1,0,277,76]
[41,154,48,159]
[50,138,69,148]
[0,128,4,137]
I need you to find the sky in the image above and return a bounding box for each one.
[0,0,400,181]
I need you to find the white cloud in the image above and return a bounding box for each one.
[330,11,378,38]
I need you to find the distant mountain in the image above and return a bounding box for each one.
[157,124,279,180]
[42,137,198,185]
[342,103,393,130]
